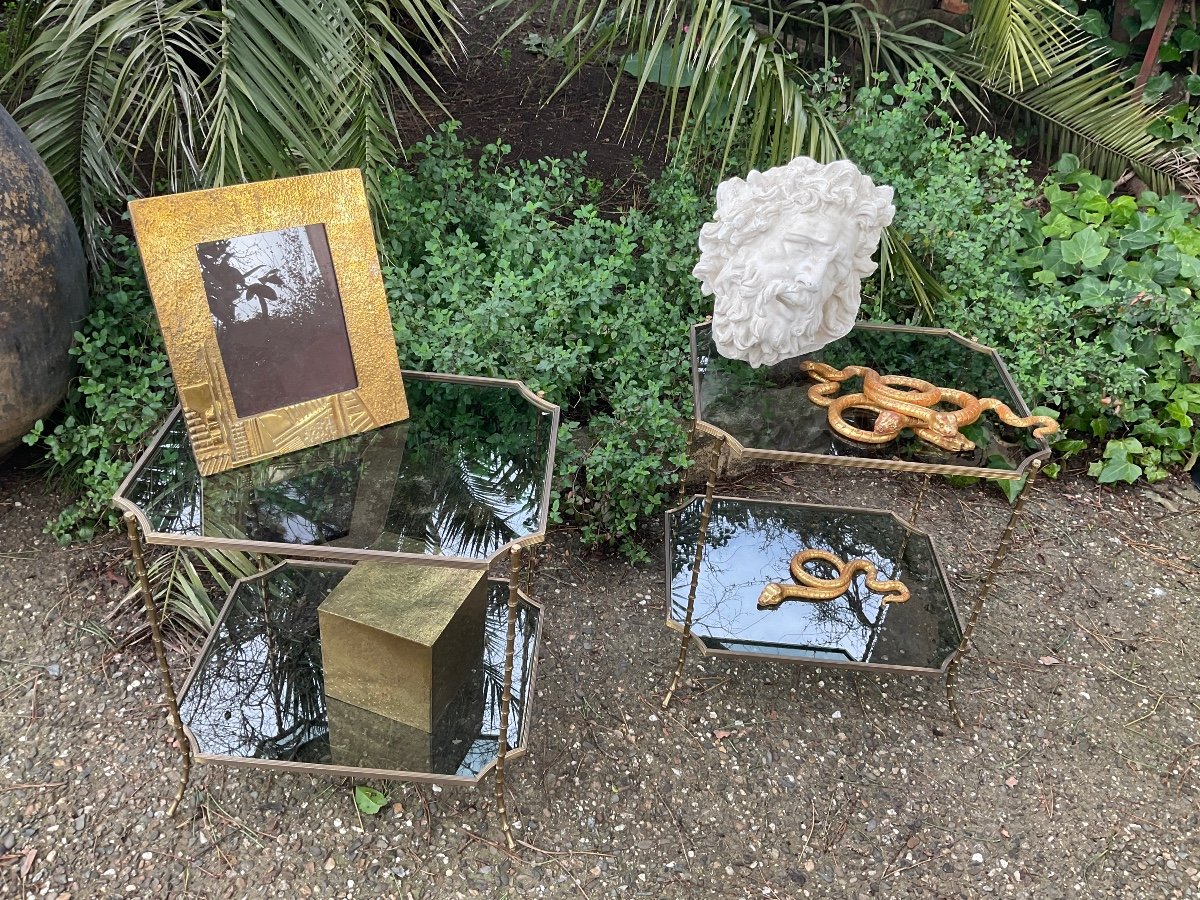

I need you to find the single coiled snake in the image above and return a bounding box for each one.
[799,361,1059,453]
[758,549,911,608]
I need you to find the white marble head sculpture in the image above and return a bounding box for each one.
[693,157,895,367]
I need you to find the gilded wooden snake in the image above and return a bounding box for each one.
[799,361,1059,452]
[758,549,911,608]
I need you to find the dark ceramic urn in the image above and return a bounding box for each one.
[0,103,89,461]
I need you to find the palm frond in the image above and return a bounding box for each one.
[4,0,130,253]
[5,0,461,262]
[0,0,48,99]
[957,43,1169,183]
[968,0,1078,90]
[121,546,259,639]
[875,228,943,322]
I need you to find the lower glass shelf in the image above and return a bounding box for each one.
[177,562,541,784]
[666,496,963,675]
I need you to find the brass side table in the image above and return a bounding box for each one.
[665,322,1051,726]
[115,372,559,848]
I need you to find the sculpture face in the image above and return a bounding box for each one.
[693,157,895,368]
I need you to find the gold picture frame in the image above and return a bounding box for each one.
[129,170,409,475]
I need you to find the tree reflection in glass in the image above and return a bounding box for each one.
[197,224,358,418]
[179,566,539,777]
[668,498,961,670]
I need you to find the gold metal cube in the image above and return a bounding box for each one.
[318,562,487,731]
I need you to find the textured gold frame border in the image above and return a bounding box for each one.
[129,170,408,476]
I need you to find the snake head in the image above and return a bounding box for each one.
[799,360,839,382]
[927,412,977,452]
[758,584,785,609]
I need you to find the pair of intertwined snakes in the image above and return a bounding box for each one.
[799,361,1059,452]
[757,549,911,608]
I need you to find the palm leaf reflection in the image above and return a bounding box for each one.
[458,590,539,774]
[382,383,551,559]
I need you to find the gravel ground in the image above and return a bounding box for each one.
[1,457,1199,899]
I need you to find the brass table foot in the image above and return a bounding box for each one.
[124,513,193,815]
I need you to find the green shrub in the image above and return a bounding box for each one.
[1012,157,1200,483]
[841,70,1037,324]
[24,230,173,541]
[380,124,706,552]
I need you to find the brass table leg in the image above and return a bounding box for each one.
[945,459,1043,728]
[675,421,697,506]
[909,474,931,528]
[894,473,932,571]
[123,513,191,815]
[663,436,726,710]
[495,545,522,850]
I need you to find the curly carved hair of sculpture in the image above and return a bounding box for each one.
[693,157,895,368]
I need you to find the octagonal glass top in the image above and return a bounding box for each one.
[692,321,1050,479]
[667,496,962,673]
[177,564,540,783]
[115,374,558,564]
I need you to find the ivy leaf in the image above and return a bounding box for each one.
[1131,0,1162,34]
[354,786,388,816]
[622,44,695,87]
[1052,438,1088,456]
[1060,227,1110,268]
[1042,212,1081,239]
[1118,227,1160,252]
[1088,455,1142,484]
[1175,322,1200,358]
[1055,153,1082,176]
[1143,72,1174,101]
[1078,9,1108,36]
[1168,225,1200,257]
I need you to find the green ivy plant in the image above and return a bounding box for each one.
[1013,155,1200,483]
[23,230,173,541]
[845,72,1199,486]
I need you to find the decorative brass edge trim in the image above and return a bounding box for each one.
[112,405,188,510]
[671,627,953,677]
[687,320,1052,480]
[669,491,943,534]
[404,370,560,415]
[186,749,528,787]
[178,564,543,787]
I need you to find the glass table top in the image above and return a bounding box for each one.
[692,322,1049,479]
[115,374,558,563]
[178,564,540,782]
[667,496,962,673]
